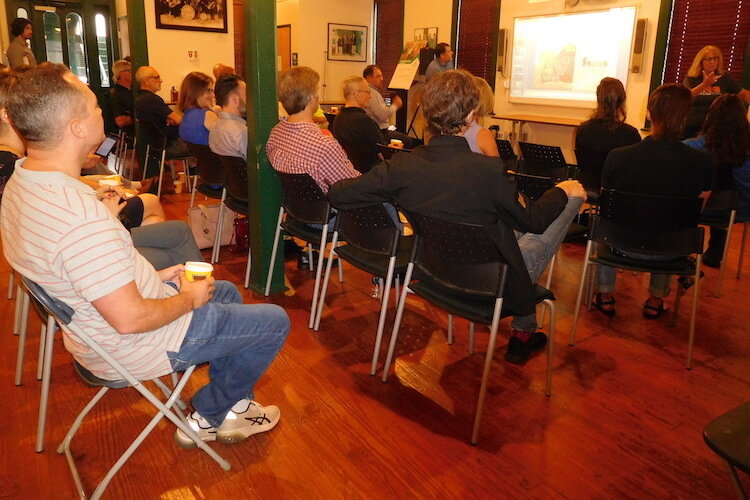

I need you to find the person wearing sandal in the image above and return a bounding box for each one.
[594,84,714,320]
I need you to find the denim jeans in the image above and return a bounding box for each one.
[167,281,290,428]
[596,248,673,298]
[512,196,584,332]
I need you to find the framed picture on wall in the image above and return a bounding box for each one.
[327,23,368,62]
[155,0,228,33]
[414,27,438,49]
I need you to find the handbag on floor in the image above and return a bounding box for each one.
[188,203,235,249]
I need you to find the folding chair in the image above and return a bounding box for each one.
[381,212,556,444]
[568,189,704,369]
[313,204,413,375]
[265,172,339,328]
[139,120,192,198]
[20,276,231,499]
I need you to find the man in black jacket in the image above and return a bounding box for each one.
[328,70,585,364]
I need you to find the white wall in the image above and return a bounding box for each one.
[276,0,300,58]
[117,0,235,101]
[494,1,663,152]
[403,0,453,51]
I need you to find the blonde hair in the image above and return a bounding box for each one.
[278,67,319,115]
[342,76,366,99]
[111,60,131,82]
[473,76,494,117]
[687,45,724,78]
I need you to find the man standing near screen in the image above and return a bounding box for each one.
[424,43,454,82]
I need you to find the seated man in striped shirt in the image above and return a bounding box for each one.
[0,64,290,448]
[266,66,360,193]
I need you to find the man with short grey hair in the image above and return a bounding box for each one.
[331,76,384,173]
[109,59,134,136]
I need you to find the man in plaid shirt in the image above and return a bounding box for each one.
[267,67,360,192]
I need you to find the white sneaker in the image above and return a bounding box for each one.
[173,411,218,449]
[216,399,280,444]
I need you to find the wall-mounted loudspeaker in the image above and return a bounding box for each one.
[631,18,647,73]
[497,28,507,75]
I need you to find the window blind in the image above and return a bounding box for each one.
[374,0,404,86]
[455,0,499,85]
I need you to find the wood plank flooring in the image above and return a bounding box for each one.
[1,189,748,499]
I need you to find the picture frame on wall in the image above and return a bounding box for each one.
[414,27,438,49]
[328,23,368,62]
[155,0,228,33]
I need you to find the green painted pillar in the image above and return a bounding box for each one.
[245,0,285,294]
[126,0,150,175]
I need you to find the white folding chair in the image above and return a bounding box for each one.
[21,276,231,499]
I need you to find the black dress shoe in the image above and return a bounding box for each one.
[505,331,548,365]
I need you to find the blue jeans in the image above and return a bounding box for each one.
[512,196,584,332]
[596,248,673,298]
[167,281,290,428]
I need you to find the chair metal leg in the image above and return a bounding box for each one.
[243,241,252,289]
[447,314,454,345]
[539,253,556,326]
[211,191,228,264]
[13,285,22,334]
[264,208,285,296]
[543,299,555,396]
[470,297,504,445]
[370,258,397,375]
[737,222,749,280]
[725,460,749,500]
[469,322,475,355]
[36,315,56,453]
[36,322,46,381]
[569,240,593,346]
[308,224,329,329]
[15,290,30,385]
[686,257,702,370]
[156,150,166,198]
[8,269,14,299]
[716,212,736,298]
[382,262,414,382]
[313,232,339,331]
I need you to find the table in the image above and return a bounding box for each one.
[491,113,582,151]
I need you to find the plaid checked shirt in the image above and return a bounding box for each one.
[266,119,360,193]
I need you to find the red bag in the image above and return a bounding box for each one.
[230,216,249,253]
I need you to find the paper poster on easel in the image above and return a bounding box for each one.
[388,40,426,90]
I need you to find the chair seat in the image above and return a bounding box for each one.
[196,183,224,199]
[409,281,554,325]
[165,150,193,160]
[282,217,329,244]
[224,196,249,216]
[592,246,696,275]
[336,235,414,277]
[73,360,130,389]
[704,401,750,475]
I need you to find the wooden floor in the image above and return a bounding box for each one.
[1,189,749,499]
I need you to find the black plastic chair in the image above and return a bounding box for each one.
[381,212,556,445]
[313,204,414,374]
[187,143,228,260]
[574,148,609,203]
[265,172,336,328]
[703,401,750,499]
[495,139,517,161]
[700,190,740,298]
[139,120,192,198]
[20,276,230,499]
[216,155,252,286]
[569,189,705,369]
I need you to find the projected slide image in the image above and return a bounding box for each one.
[510,7,636,106]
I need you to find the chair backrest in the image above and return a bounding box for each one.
[217,155,248,202]
[519,141,567,169]
[406,212,508,297]
[704,189,739,213]
[592,189,704,255]
[574,148,608,191]
[188,143,226,187]
[276,171,332,225]
[339,140,378,174]
[510,172,556,201]
[336,204,401,257]
[21,277,74,326]
[138,120,168,151]
[495,139,517,161]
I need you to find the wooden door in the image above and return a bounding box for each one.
[277,24,291,71]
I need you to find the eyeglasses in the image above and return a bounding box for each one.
[703,56,719,62]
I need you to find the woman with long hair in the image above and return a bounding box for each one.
[462,75,499,156]
[178,71,218,146]
[683,45,750,139]
[684,94,750,267]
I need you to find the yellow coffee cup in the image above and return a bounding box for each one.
[184,261,213,281]
[389,139,403,149]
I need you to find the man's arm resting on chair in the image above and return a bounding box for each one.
[92,275,213,334]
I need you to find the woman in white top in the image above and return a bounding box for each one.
[463,75,499,157]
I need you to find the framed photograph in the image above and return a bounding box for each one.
[155,0,228,33]
[427,27,438,49]
[328,23,368,62]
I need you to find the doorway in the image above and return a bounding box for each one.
[277,24,291,71]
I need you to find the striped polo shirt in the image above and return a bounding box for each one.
[0,160,190,381]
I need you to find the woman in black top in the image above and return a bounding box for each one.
[575,78,641,192]
[683,45,750,139]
